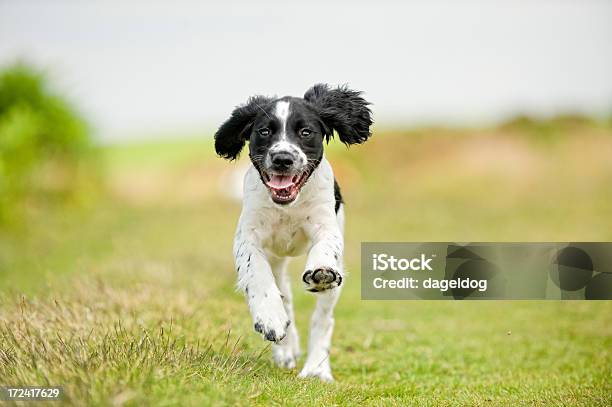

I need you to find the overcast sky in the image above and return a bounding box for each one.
[1,0,611,141]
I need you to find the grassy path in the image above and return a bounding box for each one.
[1,128,611,405]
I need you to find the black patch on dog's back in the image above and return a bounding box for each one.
[334,179,343,213]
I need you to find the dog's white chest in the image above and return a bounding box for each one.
[239,160,337,259]
[261,211,310,257]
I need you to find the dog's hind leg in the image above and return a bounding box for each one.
[298,285,341,382]
[270,256,300,369]
[299,204,344,381]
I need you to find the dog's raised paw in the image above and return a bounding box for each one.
[302,267,342,292]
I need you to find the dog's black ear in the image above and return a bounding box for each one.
[215,95,273,160]
[304,84,373,145]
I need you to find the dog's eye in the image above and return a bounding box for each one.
[258,128,271,137]
[299,129,312,137]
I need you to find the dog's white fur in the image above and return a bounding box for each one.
[233,156,344,381]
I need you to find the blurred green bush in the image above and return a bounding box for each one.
[0,62,98,224]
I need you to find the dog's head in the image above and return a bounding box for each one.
[215,84,373,205]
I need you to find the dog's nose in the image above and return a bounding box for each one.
[271,152,295,170]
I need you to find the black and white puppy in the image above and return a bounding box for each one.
[215,84,372,381]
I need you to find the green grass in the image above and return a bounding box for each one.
[1,125,611,405]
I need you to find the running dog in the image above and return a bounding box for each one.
[214,84,372,381]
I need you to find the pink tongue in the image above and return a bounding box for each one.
[267,174,294,189]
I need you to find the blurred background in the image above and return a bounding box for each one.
[1,0,612,285]
[1,2,611,404]
[1,0,611,285]
[2,0,612,140]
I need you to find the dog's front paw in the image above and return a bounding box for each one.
[253,305,290,343]
[302,267,342,292]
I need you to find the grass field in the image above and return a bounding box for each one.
[1,123,611,405]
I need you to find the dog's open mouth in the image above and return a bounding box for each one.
[262,171,309,204]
